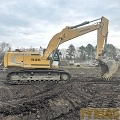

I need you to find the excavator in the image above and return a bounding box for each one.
[3,16,118,84]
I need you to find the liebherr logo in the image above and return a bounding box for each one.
[79,28,90,32]
[80,108,120,120]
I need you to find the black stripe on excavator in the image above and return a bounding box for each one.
[31,64,49,66]
[31,54,40,55]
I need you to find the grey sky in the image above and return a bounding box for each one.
[0,0,120,49]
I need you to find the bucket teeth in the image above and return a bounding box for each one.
[102,75,110,80]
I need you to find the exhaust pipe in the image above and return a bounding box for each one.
[99,59,118,79]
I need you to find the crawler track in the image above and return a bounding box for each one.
[6,69,71,85]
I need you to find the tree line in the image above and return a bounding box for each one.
[63,43,117,62]
[0,42,118,63]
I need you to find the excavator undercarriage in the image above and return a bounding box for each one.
[6,69,71,84]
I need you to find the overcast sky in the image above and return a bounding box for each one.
[0,0,120,49]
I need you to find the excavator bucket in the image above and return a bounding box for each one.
[99,59,118,79]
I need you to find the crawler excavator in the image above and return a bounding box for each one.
[4,16,118,84]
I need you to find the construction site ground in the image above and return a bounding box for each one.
[0,67,120,120]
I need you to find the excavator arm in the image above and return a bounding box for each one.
[42,16,118,79]
[42,17,108,60]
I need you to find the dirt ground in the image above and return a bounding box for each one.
[0,67,119,120]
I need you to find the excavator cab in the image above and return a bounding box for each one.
[49,49,60,68]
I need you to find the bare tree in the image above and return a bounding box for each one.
[0,42,11,65]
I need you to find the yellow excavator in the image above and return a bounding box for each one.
[4,16,118,84]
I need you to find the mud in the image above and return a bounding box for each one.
[0,67,119,120]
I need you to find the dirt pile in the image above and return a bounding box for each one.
[0,67,119,120]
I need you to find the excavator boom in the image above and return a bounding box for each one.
[41,16,118,79]
[42,17,108,60]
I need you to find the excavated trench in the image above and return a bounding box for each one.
[0,67,120,120]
